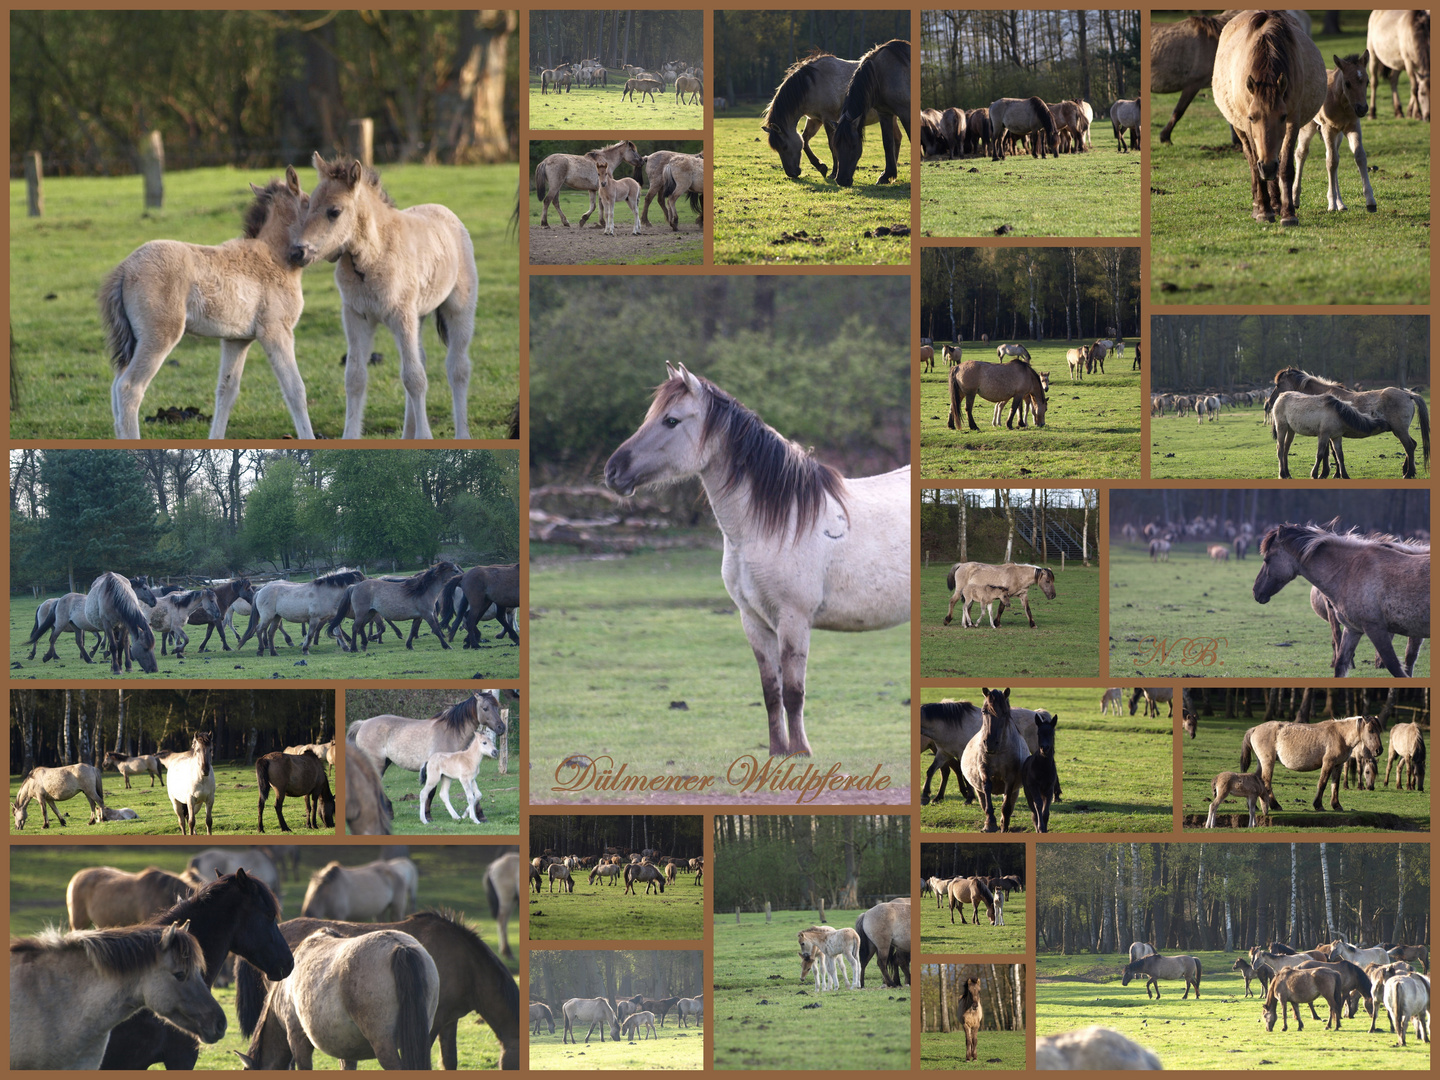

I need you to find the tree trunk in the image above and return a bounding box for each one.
[939,961,950,1031]
[1394,845,1405,939]
[1194,845,1209,949]
[1319,843,1335,940]
[1288,843,1298,945]
[1131,843,1142,944]
[63,689,73,763]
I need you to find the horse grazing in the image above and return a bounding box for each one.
[947,876,998,925]
[563,997,620,1043]
[854,898,910,988]
[604,364,909,757]
[1122,953,1202,999]
[620,1010,658,1041]
[302,860,410,921]
[988,97,1057,159]
[1151,14,1228,143]
[1384,722,1427,790]
[291,153,477,439]
[966,107,993,155]
[833,39,911,186]
[86,571,159,673]
[148,588,223,657]
[624,862,666,895]
[548,863,574,893]
[1366,9,1430,120]
[799,925,861,990]
[1253,523,1429,678]
[1022,710,1060,833]
[962,688,1031,833]
[1265,367,1430,478]
[237,927,438,1069]
[13,763,106,829]
[996,343,1032,361]
[1262,966,1342,1031]
[660,152,705,231]
[1205,770,1274,828]
[239,568,367,656]
[1294,53,1378,213]
[1212,10,1326,225]
[1240,715,1384,811]
[675,74,702,104]
[103,750,162,788]
[535,141,643,227]
[9,922,224,1069]
[531,1001,556,1034]
[948,359,1048,431]
[329,560,462,652]
[255,749,335,833]
[1048,101,1087,152]
[66,866,192,929]
[103,168,313,439]
[1269,391,1391,478]
[419,726,497,825]
[1109,98,1141,151]
[761,54,880,178]
[1036,1027,1161,1070]
[960,977,983,1061]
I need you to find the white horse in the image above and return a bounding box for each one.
[677,995,705,1028]
[418,726,497,824]
[605,364,910,756]
[799,925,862,990]
[165,732,216,836]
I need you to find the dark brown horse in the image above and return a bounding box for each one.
[191,577,256,651]
[960,687,1030,833]
[255,749,335,833]
[1021,710,1060,832]
[832,39,911,186]
[455,563,521,647]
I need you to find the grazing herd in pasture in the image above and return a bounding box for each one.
[528,991,704,1044]
[921,95,1142,158]
[533,141,704,238]
[529,849,703,897]
[922,872,1023,929]
[539,58,704,108]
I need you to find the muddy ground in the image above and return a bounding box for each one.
[529,216,703,265]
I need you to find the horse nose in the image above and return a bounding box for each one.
[288,243,312,267]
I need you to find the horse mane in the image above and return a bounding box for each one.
[433,693,480,734]
[101,573,152,637]
[1028,96,1059,136]
[1412,10,1430,50]
[841,39,910,120]
[313,568,366,587]
[242,178,295,239]
[651,374,847,540]
[314,156,396,207]
[154,868,279,926]
[168,589,203,605]
[1241,11,1298,97]
[1274,366,1345,393]
[400,563,449,597]
[14,925,205,978]
[763,53,830,126]
[921,699,979,722]
[1262,521,1428,561]
[1185,14,1225,40]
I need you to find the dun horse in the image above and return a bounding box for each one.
[1383,722,1426,790]
[1205,771,1274,828]
[947,876,998,925]
[531,1001,556,1034]
[103,750,162,788]
[344,739,393,835]
[86,571,159,673]
[534,141,643,226]
[418,726,497,824]
[590,158,642,236]
[943,562,1057,629]
[291,153,478,439]
[148,588,222,658]
[329,560,462,652]
[103,168,313,439]
[833,39,911,186]
[13,763,106,829]
[66,866,192,929]
[29,592,105,662]
[660,153,705,231]
[1110,99,1141,151]
[949,359,1048,431]
[604,365,909,757]
[167,732,216,836]
[1367,9,1430,120]
[255,749,335,833]
[485,853,521,960]
[990,97,1058,158]
[1151,15,1228,143]
[1294,53,1379,213]
[1122,953,1202,999]
[961,976,983,1061]
[563,997,621,1043]
[239,568,367,656]
[1262,966,1342,1031]
[798,925,861,990]
[854,898,910,988]
[301,860,410,921]
[1265,367,1429,479]
[1239,715,1384,811]
[1268,391,1391,478]
[962,688,1031,833]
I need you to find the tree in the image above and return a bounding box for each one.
[38,450,158,591]
[241,457,302,570]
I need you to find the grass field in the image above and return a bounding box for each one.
[714,111,911,265]
[1181,712,1430,832]
[920,563,1101,679]
[10,760,335,836]
[529,549,910,805]
[921,1029,1027,1069]
[1149,14,1431,306]
[9,844,518,1069]
[529,78,705,132]
[919,687,1173,834]
[9,164,519,440]
[920,147,1140,238]
[1108,541,1432,679]
[919,886,1027,955]
[1036,949,1431,1069]
[919,343,1142,479]
[1151,395,1431,480]
[528,872,704,941]
[9,587,521,682]
[528,1016,704,1070]
[713,911,911,1070]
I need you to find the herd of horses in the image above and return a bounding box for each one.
[105,154,483,440]
[529,849,702,896]
[529,991,703,1044]
[922,871,1023,930]
[539,58,703,107]
[921,95,1142,159]
[942,560,1057,630]
[534,141,704,239]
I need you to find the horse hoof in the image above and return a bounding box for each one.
[1366,204,1377,212]
[1280,216,1299,227]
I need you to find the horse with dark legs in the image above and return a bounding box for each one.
[960,977,983,1061]
[1151,14,1229,143]
[959,688,1031,833]
[854,898,910,988]
[1269,391,1391,478]
[1265,367,1429,479]
[832,40,911,186]
[1122,953,1202,999]
[255,750,335,832]
[239,568,366,656]
[1240,715,1384,811]
[1022,711,1060,832]
[85,571,159,673]
[328,560,462,652]
[948,359,1048,431]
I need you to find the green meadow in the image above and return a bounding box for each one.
[921,1029,1027,1070]
[1149,13,1430,306]
[919,687,1173,835]
[714,111,912,265]
[713,911,911,1071]
[528,870,704,941]
[528,1016,704,1070]
[919,343,1142,480]
[529,77,704,131]
[9,164,519,440]
[1108,541,1431,679]
[919,886,1027,955]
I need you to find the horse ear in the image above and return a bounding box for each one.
[677,363,702,395]
[344,159,364,187]
[1003,688,1011,700]
[249,183,266,197]
[285,165,301,195]
[311,149,326,172]
[1334,55,1343,70]
[233,1051,256,1070]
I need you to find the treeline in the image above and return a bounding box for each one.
[529,815,703,858]
[920,843,1026,882]
[10,688,333,776]
[1151,315,1429,393]
[920,963,1027,1033]
[1036,843,1431,955]
[1109,489,1430,540]
[529,277,909,478]
[529,950,702,1007]
[714,815,910,912]
[529,11,701,71]
[921,9,1140,111]
[921,247,1141,344]
[11,10,518,175]
[920,489,1098,565]
[714,9,910,103]
[10,449,520,593]
[1181,686,1428,729]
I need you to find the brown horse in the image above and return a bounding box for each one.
[961,688,1030,833]
[329,560,462,652]
[66,866,193,930]
[1212,10,1326,225]
[455,563,521,647]
[989,96,1058,159]
[1265,367,1429,479]
[960,976,983,1061]
[1262,966,1342,1031]
[1151,14,1228,143]
[832,39,911,186]
[1122,953,1202,999]
[948,359,1048,431]
[256,750,336,833]
[1240,716,1384,811]
[947,876,997,925]
[1294,53,1379,213]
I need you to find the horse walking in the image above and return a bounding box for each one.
[255,749,335,833]
[103,750,162,788]
[329,561,462,652]
[1239,715,1384,811]
[418,726,497,824]
[1151,14,1228,143]
[12,763,106,828]
[148,589,223,658]
[1122,953,1202,999]
[961,688,1030,832]
[240,568,366,656]
[1366,9,1430,120]
[166,732,216,836]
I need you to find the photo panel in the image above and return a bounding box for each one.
[920,842,1026,955]
[919,962,1028,1070]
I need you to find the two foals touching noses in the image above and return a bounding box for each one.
[104,152,479,440]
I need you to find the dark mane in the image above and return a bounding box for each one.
[920,699,980,725]
[1028,95,1059,137]
[1261,521,1427,560]
[841,39,909,120]
[764,53,831,127]
[101,573,153,638]
[400,563,450,597]
[13,925,204,978]
[169,589,202,605]
[653,375,848,541]
[242,178,294,239]
[313,568,366,588]
[1186,14,1225,40]
[1274,366,1345,394]
[1242,11,1298,98]
[154,868,280,927]
[1412,10,1431,52]
[433,694,480,734]
[316,156,396,206]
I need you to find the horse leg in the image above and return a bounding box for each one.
[999,784,1020,832]
[438,777,464,820]
[1402,636,1423,679]
[339,304,381,439]
[1311,436,1329,479]
[381,314,433,440]
[1333,625,1366,677]
[462,777,485,822]
[876,111,899,183]
[798,116,828,176]
[1365,628,1409,678]
[1315,754,1342,811]
[1160,83,1205,144]
[111,317,186,438]
[1276,123,1301,225]
[436,297,475,439]
[1332,438,1351,480]
[1236,131,1274,223]
[424,612,452,650]
[738,610,791,756]
[964,391,981,431]
[273,791,291,833]
[577,186,600,229]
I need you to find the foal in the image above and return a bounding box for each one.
[1294,53,1378,213]
[418,726,498,825]
[590,157,642,236]
[1205,771,1274,828]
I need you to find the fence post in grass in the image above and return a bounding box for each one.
[1061,551,1066,572]
[765,901,771,923]
[140,131,164,209]
[818,898,825,923]
[24,151,42,217]
[349,118,374,168]
[735,905,740,925]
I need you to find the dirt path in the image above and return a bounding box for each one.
[530,219,702,265]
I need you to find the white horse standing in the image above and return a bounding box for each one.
[418,726,497,824]
[166,732,216,836]
[605,364,910,756]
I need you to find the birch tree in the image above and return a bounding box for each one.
[1000,490,1016,561]
[1319,842,1335,940]
[1288,843,1298,945]
[1394,845,1405,939]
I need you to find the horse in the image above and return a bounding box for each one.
[1066,348,1087,382]
[1383,971,1430,1045]
[1262,966,1342,1031]
[604,364,909,757]
[239,568,366,656]
[1384,722,1427,790]
[996,343,1032,361]
[85,571,159,673]
[1265,367,1429,478]
[590,157,642,236]
[344,738,393,835]
[948,359,1048,431]
[13,763,106,829]
[1240,715,1384,811]
[636,151,696,227]
[920,107,946,157]
[186,848,281,896]
[235,909,519,1069]
[103,750,162,788]
[944,562,1057,629]
[563,997,621,1043]
[147,588,222,657]
[419,726,497,825]
[65,865,191,930]
[531,1001,556,1035]
[1232,957,1267,997]
[255,749,335,833]
[163,731,216,836]
[453,563,521,648]
[1208,543,1231,562]
[833,39,911,186]
[1121,953,1202,999]
[329,560,463,652]
[854,898,909,988]
[1253,523,1429,678]
[589,862,623,886]
[29,592,107,662]
[1149,537,1172,561]
[290,153,476,439]
[1268,391,1391,478]
[1101,688,1123,715]
[960,977,983,1061]
[920,698,1060,805]
[103,167,313,439]
[548,863,574,893]
[675,74,702,105]
[1048,100,1087,152]
[1151,14,1229,143]
[1037,1027,1162,1070]
[677,995,704,1028]
[624,863,666,894]
[920,343,935,373]
[1205,770,1274,828]
[962,688,1031,833]
[1386,944,1429,973]
[660,153,705,231]
[989,96,1058,159]
[947,876,998,925]
[179,577,255,652]
[1129,942,1157,963]
[799,925,861,990]
[9,922,224,1069]
[301,860,410,920]
[534,141,642,228]
[238,927,438,1069]
[1212,10,1326,225]
[1294,53,1378,213]
[1366,9,1430,120]
[1022,710,1060,832]
[1109,98,1141,151]
[620,1010,658,1041]
[484,852,521,960]
[964,107,993,155]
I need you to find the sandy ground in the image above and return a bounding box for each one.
[529,216,703,265]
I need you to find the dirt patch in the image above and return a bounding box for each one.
[530,219,702,265]
[1181,811,1417,830]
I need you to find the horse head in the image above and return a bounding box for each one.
[1034,711,1057,756]
[605,364,712,496]
[1035,567,1057,599]
[1252,527,1299,603]
[1333,52,1370,118]
[290,153,389,267]
[979,687,1012,752]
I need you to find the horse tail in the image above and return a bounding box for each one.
[237,599,261,647]
[853,912,875,987]
[1331,397,1390,435]
[99,266,137,372]
[391,944,434,1068]
[1240,727,1254,771]
[486,868,500,919]
[947,365,963,430]
[1411,392,1430,467]
[326,585,355,640]
[235,957,266,1037]
[435,308,449,348]
[662,171,677,201]
[946,566,958,591]
[28,602,57,646]
[255,758,271,804]
[1193,958,1202,990]
[534,163,548,203]
[686,190,703,221]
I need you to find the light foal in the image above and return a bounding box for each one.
[1294,53,1378,213]
[589,156,642,236]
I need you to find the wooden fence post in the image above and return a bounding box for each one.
[497,707,509,774]
[818,898,826,923]
[735,905,740,924]
[140,131,164,209]
[349,118,374,167]
[24,151,42,217]
[764,901,771,923]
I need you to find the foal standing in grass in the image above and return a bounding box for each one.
[290,154,478,439]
